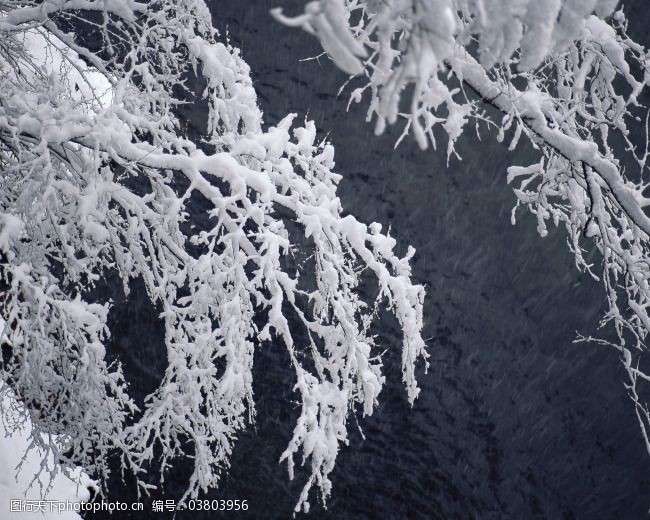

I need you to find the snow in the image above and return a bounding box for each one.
[2,28,113,109]
[1,385,94,520]
[0,275,94,519]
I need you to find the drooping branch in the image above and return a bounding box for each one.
[0,0,427,513]
[276,0,650,461]
[446,46,650,238]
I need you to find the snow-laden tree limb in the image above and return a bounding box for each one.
[0,0,427,512]
[273,0,623,153]
[276,0,650,460]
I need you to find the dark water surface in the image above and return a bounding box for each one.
[89,2,650,518]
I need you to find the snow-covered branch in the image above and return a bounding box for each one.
[0,0,427,512]
[275,0,650,460]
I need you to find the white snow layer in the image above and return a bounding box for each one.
[1,386,94,519]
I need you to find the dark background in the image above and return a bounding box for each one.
[88,2,650,518]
